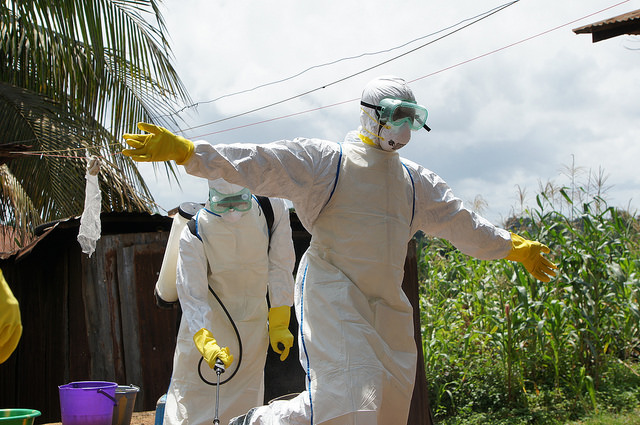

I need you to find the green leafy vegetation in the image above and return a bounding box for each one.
[418,173,640,424]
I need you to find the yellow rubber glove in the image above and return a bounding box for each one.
[505,233,558,282]
[122,122,194,164]
[268,305,294,361]
[193,328,234,369]
[0,269,22,364]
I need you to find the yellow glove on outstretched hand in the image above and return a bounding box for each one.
[268,305,294,361]
[193,328,234,369]
[122,122,194,164]
[505,233,558,282]
[0,269,22,364]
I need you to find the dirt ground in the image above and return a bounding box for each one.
[42,410,157,425]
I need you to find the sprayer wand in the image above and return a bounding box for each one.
[213,358,225,425]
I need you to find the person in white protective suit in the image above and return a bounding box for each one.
[163,178,296,425]
[123,75,558,425]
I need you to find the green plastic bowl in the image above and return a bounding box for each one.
[0,409,41,424]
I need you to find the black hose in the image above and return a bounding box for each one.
[197,284,243,386]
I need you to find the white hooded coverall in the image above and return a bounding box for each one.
[164,194,295,425]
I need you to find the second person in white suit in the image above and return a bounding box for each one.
[164,178,296,425]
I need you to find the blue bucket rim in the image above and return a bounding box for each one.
[0,408,42,418]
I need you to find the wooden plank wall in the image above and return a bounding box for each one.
[0,228,81,423]
[80,232,180,412]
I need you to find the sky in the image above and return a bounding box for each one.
[135,0,640,225]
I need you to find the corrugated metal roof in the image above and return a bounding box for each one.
[573,9,640,42]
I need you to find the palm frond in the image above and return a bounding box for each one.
[0,164,42,248]
[0,0,192,242]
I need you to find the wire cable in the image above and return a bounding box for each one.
[187,0,630,139]
[171,1,518,116]
[175,1,519,134]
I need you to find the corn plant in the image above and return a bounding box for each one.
[418,185,640,422]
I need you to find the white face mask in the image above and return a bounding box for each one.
[378,122,412,151]
[220,210,245,223]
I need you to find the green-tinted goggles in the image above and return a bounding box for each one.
[361,98,431,131]
[209,187,253,214]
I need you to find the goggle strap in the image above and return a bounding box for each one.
[360,100,381,111]
[360,101,382,119]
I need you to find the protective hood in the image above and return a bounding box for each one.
[208,178,245,194]
[358,75,416,151]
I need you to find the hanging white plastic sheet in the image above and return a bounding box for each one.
[77,156,102,257]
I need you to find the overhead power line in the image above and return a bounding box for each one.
[174,1,518,113]
[187,0,630,140]
[174,0,520,134]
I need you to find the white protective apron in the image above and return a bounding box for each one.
[166,203,270,425]
[250,142,417,424]
[300,142,417,424]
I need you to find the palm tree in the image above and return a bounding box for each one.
[0,0,190,247]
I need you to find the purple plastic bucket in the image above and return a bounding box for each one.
[59,381,117,425]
